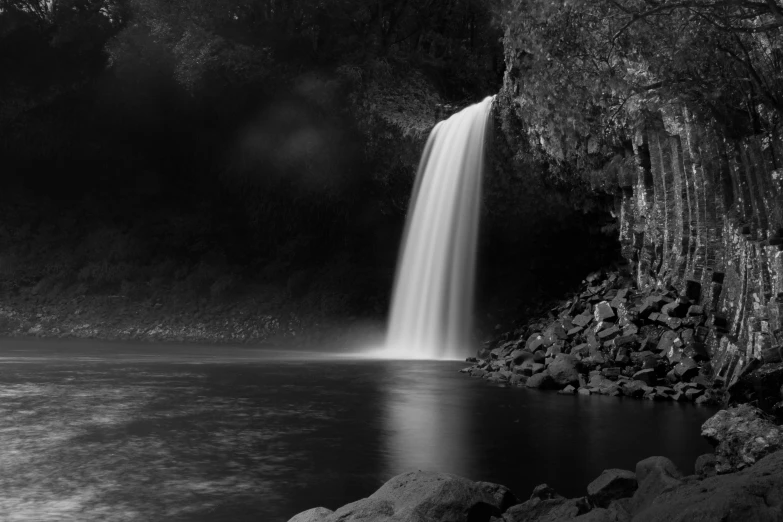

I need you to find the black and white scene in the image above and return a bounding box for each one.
[1,0,783,520]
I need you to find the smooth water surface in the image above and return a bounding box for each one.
[0,338,716,521]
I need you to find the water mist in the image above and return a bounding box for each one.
[382,96,494,360]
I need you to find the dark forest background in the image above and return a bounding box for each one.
[0,0,648,338]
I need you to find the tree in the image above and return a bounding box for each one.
[501,0,783,165]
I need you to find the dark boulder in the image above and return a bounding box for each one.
[510,349,534,366]
[525,333,545,352]
[695,453,717,478]
[529,484,563,501]
[586,469,638,508]
[632,369,657,386]
[548,355,580,387]
[502,497,588,522]
[288,471,520,522]
[559,384,577,395]
[633,450,783,522]
[526,371,556,389]
[628,456,682,513]
[594,301,616,322]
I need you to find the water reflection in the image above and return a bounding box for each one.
[0,340,717,522]
[381,362,474,479]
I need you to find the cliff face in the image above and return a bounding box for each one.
[606,110,783,389]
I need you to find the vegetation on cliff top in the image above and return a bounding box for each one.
[500,0,783,171]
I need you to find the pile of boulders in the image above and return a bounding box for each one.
[463,269,723,405]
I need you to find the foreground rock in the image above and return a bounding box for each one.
[289,451,783,522]
[633,450,783,522]
[286,471,519,522]
[289,407,783,522]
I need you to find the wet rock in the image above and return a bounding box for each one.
[488,372,507,383]
[695,453,717,478]
[674,358,698,381]
[471,369,488,378]
[510,349,533,366]
[701,404,783,473]
[578,387,592,396]
[614,348,631,366]
[656,331,679,354]
[594,301,616,322]
[545,342,564,357]
[613,335,639,350]
[542,323,568,346]
[632,450,783,522]
[633,369,657,386]
[572,343,590,358]
[526,333,545,352]
[502,497,588,522]
[567,326,583,337]
[601,367,622,381]
[297,470,520,522]
[695,391,720,406]
[621,380,648,398]
[628,456,683,513]
[548,354,580,387]
[288,507,333,522]
[526,371,555,389]
[586,469,638,508]
[530,484,562,501]
[597,326,621,340]
[621,324,639,336]
[559,384,577,395]
[573,314,593,328]
[660,316,682,330]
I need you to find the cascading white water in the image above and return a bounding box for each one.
[382,96,494,360]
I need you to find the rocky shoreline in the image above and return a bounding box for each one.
[463,268,783,415]
[288,404,783,522]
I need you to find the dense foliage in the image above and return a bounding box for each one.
[500,0,783,169]
[0,0,505,318]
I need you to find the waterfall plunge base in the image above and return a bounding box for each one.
[379,96,494,361]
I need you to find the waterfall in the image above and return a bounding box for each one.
[383,96,494,360]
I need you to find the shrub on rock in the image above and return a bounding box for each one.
[701,404,783,473]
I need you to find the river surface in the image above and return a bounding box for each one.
[0,337,716,522]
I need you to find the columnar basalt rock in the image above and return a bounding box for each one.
[608,108,783,399]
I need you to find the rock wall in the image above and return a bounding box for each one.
[604,107,783,389]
